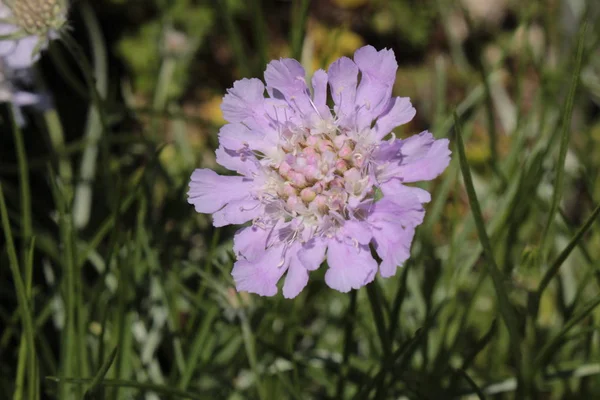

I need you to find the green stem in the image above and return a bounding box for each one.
[0,186,36,400]
[336,291,357,398]
[64,2,110,229]
[290,0,311,61]
[10,104,36,400]
[538,23,586,263]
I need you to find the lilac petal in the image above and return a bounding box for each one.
[215,145,258,176]
[220,78,265,123]
[364,198,422,277]
[325,240,377,293]
[0,16,19,57]
[354,46,397,128]
[380,180,431,204]
[232,244,287,296]
[373,97,416,140]
[375,131,451,183]
[364,195,425,232]
[283,258,309,298]
[328,56,358,124]
[340,220,372,245]
[298,238,327,270]
[12,91,41,106]
[212,198,264,227]
[218,123,277,155]
[234,226,270,261]
[311,69,331,118]
[3,36,42,69]
[187,169,253,213]
[264,59,314,118]
[283,244,309,298]
[377,227,415,277]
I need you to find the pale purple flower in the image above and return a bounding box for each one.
[0,0,67,69]
[188,46,451,298]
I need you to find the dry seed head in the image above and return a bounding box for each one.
[9,0,67,35]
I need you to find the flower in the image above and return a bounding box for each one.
[188,45,451,298]
[0,0,68,69]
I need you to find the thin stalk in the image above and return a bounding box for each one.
[239,309,266,400]
[290,0,311,61]
[0,186,36,400]
[336,291,357,398]
[66,2,110,228]
[539,23,586,261]
[454,113,524,392]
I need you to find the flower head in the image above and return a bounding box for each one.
[188,45,451,298]
[0,0,68,69]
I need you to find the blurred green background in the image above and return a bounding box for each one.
[1,0,600,399]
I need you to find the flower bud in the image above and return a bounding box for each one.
[281,183,297,197]
[335,159,349,173]
[278,161,291,177]
[338,143,354,159]
[300,187,317,202]
[289,171,307,187]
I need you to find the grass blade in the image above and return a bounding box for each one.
[539,23,586,258]
[0,185,36,400]
[455,368,487,400]
[336,290,357,398]
[534,296,600,369]
[538,202,600,296]
[46,377,204,400]
[290,0,311,60]
[84,347,118,399]
[178,307,218,390]
[454,113,523,383]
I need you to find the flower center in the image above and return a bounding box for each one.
[9,0,66,35]
[268,125,373,226]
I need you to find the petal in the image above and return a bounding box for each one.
[376,226,415,278]
[212,198,264,227]
[340,220,372,245]
[12,91,40,106]
[354,46,397,94]
[234,226,269,261]
[0,19,20,56]
[283,244,309,299]
[232,244,286,296]
[215,145,258,176]
[4,36,42,69]
[220,78,266,123]
[311,69,331,118]
[187,169,253,213]
[218,123,277,155]
[364,198,422,277]
[297,238,327,270]
[264,59,314,118]
[328,56,358,124]
[364,196,425,232]
[354,46,397,128]
[325,240,377,293]
[380,180,431,203]
[372,97,416,140]
[375,131,451,183]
